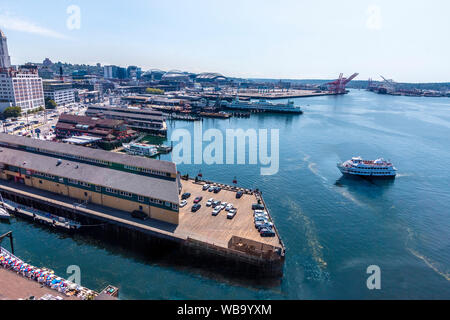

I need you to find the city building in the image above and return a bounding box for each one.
[104,65,127,80]
[0,65,45,113]
[43,80,75,106]
[55,113,136,142]
[0,30,45,113]
[0,29,11,69]
[0,133,180,224]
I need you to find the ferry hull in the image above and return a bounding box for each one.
[337,165,396,179]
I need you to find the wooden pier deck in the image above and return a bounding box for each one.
[176,180,281,249]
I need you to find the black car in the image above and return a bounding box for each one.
[181,192,191,200]
[260,227,275,237]
[191,204,201,212]
[213,186,222,193]
[252,203,264,210]
[131,210,148,221]
[236,191,243,199]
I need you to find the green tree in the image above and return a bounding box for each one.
[45,98,57,109]
[145,87,164,95]
[3,106,22,119]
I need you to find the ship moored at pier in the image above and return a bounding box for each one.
[225,98,303,114]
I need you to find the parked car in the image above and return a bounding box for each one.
[227,209,237,219]
[212,200,221,208]
[208,186,215,192]
[225,203,234,211]
[191,204,201,212]
[212,207,221,216]
[213,186,222,193]
[180,200,188,208]
[260,227,276,237]
[131,210,148,221]
[193,196,203,204]
[206,198,214,207]
[181,192,191,200]
[202,184,210,191]
[252,203,264,210]
[236,191,243,199]
[256,221,274,231]
[255,219,271,228]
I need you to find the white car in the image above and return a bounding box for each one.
[212,207,221,216]
[206,198,214,206]
[225,203,233,211]
[180,200,188,208]
[227,209,237,219]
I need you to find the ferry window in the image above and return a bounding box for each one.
[39,180,42,184]
[95,186,101,192]
[138,196,144,202]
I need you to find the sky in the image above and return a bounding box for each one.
[0,0,449,82]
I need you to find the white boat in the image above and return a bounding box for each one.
[123,142,159,157]
[337,157,397,178]
[226,97,303,114]
[0,207,10,220]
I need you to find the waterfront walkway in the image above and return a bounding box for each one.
[0,268,78,300]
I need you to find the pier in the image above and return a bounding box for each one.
[237,89,340,100]
[0,179,285,278]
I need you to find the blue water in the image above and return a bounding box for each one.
[1,90,450,299]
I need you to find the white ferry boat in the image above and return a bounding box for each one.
[227,98,303,114]
[123,142,159,157]
[337,157,397,178]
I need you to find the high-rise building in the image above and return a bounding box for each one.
[0,30,45,113]
[0,29,11,69]
[43,80,75,106]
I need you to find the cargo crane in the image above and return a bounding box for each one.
[379,75,396,94]
[327,73,359,94]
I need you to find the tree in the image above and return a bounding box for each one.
[145,87,164,95]
[45,98,57,109]
[3,106,22,119]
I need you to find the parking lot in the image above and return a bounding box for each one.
[175,179,281,249]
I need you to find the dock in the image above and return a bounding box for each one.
[237,89,341,100]
[0,178,285,277]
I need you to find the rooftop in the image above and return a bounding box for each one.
[0,133,176,175]
[0,147,180,204]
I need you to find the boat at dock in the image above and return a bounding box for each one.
[0,207,10,220]
[2,199,81,231]
[337,156,397,178]
[226,97,303,114]
[123,142,159,157]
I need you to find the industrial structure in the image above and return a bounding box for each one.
[326,73,359,94]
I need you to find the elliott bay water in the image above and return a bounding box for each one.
[1,89,449,299]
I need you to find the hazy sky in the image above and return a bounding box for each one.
[0,0,449,82]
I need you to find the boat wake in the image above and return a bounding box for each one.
[286,199,329,282]
[405,227,450,281]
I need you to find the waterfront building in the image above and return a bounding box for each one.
[43,80,75,106]
[86,105,167,135]
[0,133,180,224]
[55,113,135,142]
